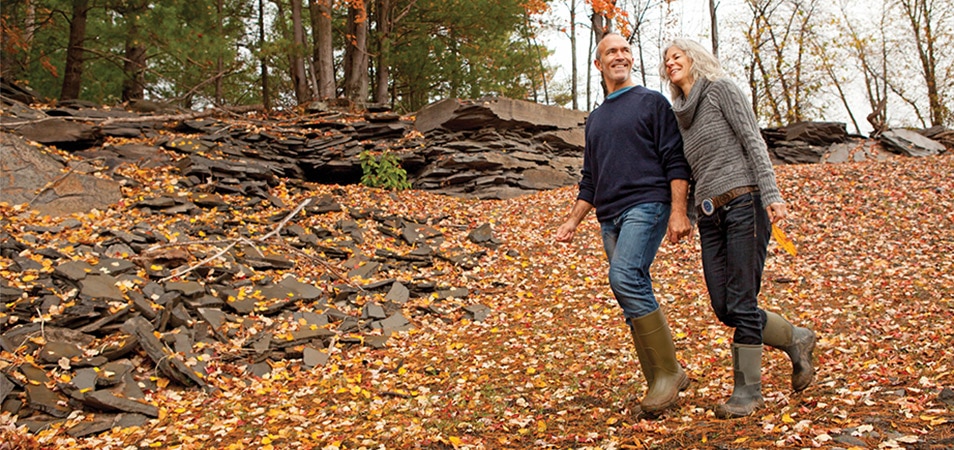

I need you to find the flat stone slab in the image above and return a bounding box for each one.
[0,134,121,217]
[82,390,159,417]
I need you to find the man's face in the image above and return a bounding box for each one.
[595,35,633,87]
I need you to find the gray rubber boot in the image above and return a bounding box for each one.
[763,311,816,392]
[715,343,765,419]
[631,308,690,413]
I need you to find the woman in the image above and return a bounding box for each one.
[659,38,817,419]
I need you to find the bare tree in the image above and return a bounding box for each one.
[709,0,719,57]
[569,0,579,110]
[744,0,825,126]
[622,0,658,87]
[898,0,950,126]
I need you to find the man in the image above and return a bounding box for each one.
[555,33,692,414]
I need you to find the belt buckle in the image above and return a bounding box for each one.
[701,198,715,216]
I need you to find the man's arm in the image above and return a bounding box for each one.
[555,199,594,243]
[666,179,692,243]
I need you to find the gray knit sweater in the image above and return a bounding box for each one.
[671,77,784,208]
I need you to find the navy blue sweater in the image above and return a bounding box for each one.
[578,86,691,222]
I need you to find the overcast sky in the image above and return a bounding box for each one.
[539,0,876,134]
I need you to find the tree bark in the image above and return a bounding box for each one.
[259,0,271,110]
[290,0,310,105]
[570,0,578,110]
[901,0,946,126]
[310,0,336,100]
[344,1,369,106]
[61,0,89,101]
[373,0,391,104]
[709,0,719,58]
[120,2,149,102]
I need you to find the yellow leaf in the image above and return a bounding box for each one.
[772,224,797,256]
[536,419,547,433]
[782,413,795,423]
[733,437,749,443]
[448,436,462,446]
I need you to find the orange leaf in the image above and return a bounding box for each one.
[772,224,797,256]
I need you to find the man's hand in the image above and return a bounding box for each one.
[556,200,594,244]
[667,212,692,243]
[555,221,577,243]
[668,179,692,243]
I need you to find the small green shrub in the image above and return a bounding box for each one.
[359,150,412,190]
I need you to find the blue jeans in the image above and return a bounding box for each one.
[600,202,669,319]
[698,192,770,345]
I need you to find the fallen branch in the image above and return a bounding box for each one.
[151,197,329,284]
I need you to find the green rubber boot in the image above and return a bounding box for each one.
[630,308,690,413]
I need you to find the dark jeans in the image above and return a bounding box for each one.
[698,192,770,345]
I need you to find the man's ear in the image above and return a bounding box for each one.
[594,59,603,72]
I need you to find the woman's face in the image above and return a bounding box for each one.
[664,46,693,90]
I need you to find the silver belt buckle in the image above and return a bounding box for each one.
[701,198,715,216]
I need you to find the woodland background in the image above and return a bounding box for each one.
[2,0,953,132]
[1,1,953,449]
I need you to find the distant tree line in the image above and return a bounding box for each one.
[1,0,554,113]
[2,0,951,129]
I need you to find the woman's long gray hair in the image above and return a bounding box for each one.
[658,38,726,99]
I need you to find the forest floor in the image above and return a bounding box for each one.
[3,151,953,449]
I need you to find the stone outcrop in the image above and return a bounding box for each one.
[0,134,123,217]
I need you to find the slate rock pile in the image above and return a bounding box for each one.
[1,88,588,201]
[0,181,500,437]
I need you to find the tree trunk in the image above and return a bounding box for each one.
[310,0,335,99]
[373,0,391,104]
[591,10,610,98]
[570,0,578,110]
[121,2,148,102]
[902,0,946,126]
[259,0,271,110]
[709,0,719,58]
[344,1,369,106]
[215,0,224,103]
[61,0,89,101]
[290,0,309,105]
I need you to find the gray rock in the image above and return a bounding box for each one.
[82,390,158,417]
[385,282,410,305]
[0,134,121,217]
[79,274,125,301]
[303,346,330,368]
[881,129,946,157]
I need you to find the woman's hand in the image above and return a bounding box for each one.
[766,202,787,224]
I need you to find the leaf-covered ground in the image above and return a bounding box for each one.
[2,151,953,449]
